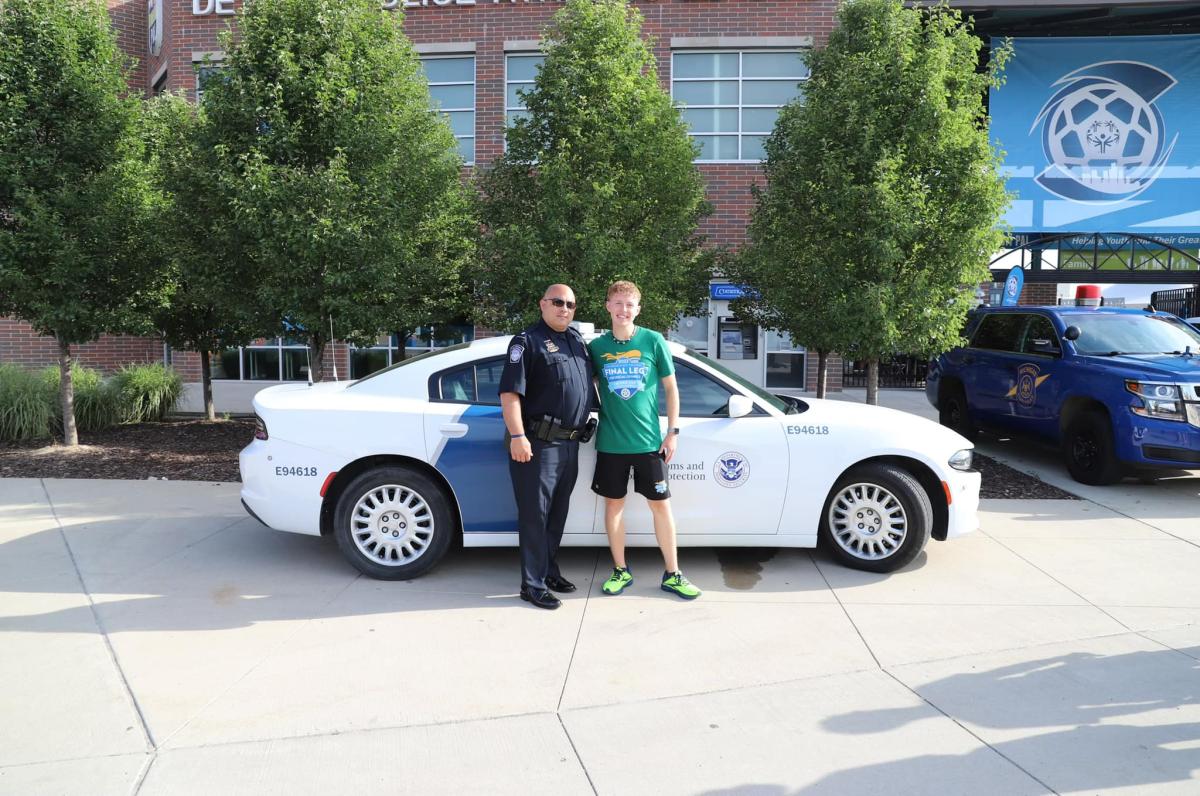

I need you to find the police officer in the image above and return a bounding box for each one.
[499,284,593,610]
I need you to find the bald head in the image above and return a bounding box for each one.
[539,284,577,332]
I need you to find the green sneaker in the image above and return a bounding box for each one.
[661,571,701,600]
[601,567,633,595]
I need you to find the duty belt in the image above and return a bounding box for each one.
[527,416,596,443]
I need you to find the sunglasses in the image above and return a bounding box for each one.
[543,297,576,309]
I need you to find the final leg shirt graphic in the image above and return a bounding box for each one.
[588,327,675,455]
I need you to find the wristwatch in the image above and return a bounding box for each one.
[668,427,681,435]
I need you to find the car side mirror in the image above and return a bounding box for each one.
[727,394,754,418]
[1064,325,1081,341]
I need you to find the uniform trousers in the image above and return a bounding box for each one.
[510,438,579,590]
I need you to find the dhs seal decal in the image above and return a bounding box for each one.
[601,350,650,401]
[1031,60,1177,203]
[714,452,749,488]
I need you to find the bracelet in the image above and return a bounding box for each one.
[511,433,526,439]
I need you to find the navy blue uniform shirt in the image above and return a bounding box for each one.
[498,320,592,429]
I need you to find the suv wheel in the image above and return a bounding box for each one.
[1062,410,1123,486]
[333,466,455,580]
[938,383,977,441]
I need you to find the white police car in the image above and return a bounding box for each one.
[239,337,981,579]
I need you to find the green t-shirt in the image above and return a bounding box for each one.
[589,327,674,454]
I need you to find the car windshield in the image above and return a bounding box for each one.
[1071,314,1200,355]
[684,348,793,414]
[349,342,474,387]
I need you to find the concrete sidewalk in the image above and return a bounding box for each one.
[3,407,1200,793]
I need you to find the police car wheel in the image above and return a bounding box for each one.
[333,466,454,580]
[819,464,932,573]
[1062,410,1122,486]
[938,384,977,442]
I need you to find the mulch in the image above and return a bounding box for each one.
[0,417,1079,499]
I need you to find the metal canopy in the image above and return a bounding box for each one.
[989,232,1200,283]
[944,1,1200,36]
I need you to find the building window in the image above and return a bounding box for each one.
[213,338,311,381]
[350,325,475,379]
[421,55,475,164]
[671,51,808,162]
[151,70,169,97]
[505,54,544,129]
[195,63,224,104]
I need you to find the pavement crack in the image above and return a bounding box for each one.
[881,669,1060,795]
[557,549,600,713]
[154,572,365,750]
[810,552,883,669]
[40,479,157,753]
[556,713,599,796]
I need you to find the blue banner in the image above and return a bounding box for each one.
[1001,266,1024,306]
[991,35,1200,235]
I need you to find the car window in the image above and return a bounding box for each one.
[657,360,748,417]
[350,341,473,388]
[1071,313,1200,355]
[971,314,1026,352]
[1020,315,1060,355]
[433,357,504,405]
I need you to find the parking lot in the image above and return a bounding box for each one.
[2,393,1199,795]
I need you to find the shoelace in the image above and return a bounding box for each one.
[608,568,628,584]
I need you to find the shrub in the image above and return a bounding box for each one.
[0,364,55,441]
[111,363,183,422]
[40,364,122,433]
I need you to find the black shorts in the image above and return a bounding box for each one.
[592,451,671,501]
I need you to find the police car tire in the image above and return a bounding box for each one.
[333,466,454,580]
[938,384,977,442]
[818,464,932,574]
[1062,410,1123,486]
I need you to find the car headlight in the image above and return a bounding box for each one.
[948,449,973,471]
[1125,380,1185,422]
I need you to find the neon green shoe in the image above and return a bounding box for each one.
[661,571,701,600]
[601,567,633,595]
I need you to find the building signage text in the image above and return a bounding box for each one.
[195,0,562,13]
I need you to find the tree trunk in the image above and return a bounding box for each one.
[57,336,78,446]
[816,350,828,399]
[395,329,411,362]
[866,358,880,406]
[309,335,325,382]
[200,350,216,421]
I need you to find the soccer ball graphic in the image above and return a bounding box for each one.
[1043,79,1161,195]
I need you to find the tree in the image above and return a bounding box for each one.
[143,94,275,421]
[198,0,476,379]
[476,0,710,332]
[0,0,169,444]
[729,0,1011,404]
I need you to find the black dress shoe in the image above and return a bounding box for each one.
[520,586,562,610]
[544,575,576,593]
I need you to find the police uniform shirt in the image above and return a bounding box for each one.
[498,320,592,430]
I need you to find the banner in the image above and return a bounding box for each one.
[990,35,1200,235]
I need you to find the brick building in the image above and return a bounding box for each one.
[2,0,844,409]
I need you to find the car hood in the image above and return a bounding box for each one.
[253,381,354,412]
[802,398,972,452]
[1075,353,1200,380]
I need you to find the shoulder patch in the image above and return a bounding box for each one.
[509,344,524,363]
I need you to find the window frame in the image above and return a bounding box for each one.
[670,49,808,164]
[214,337,311,382]
[429,356,506,405]
[421,53,476,165]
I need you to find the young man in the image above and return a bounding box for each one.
[588,280,701,600]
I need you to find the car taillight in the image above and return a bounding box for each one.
[254,415,268,440]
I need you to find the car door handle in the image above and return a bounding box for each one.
[439,423,469,438]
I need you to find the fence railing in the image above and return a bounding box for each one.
[1151,287,1199,319]
[842,355,928,389]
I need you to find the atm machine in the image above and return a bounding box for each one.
[706,283,764,385]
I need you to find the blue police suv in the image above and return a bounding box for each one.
[927,306,1200,485]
